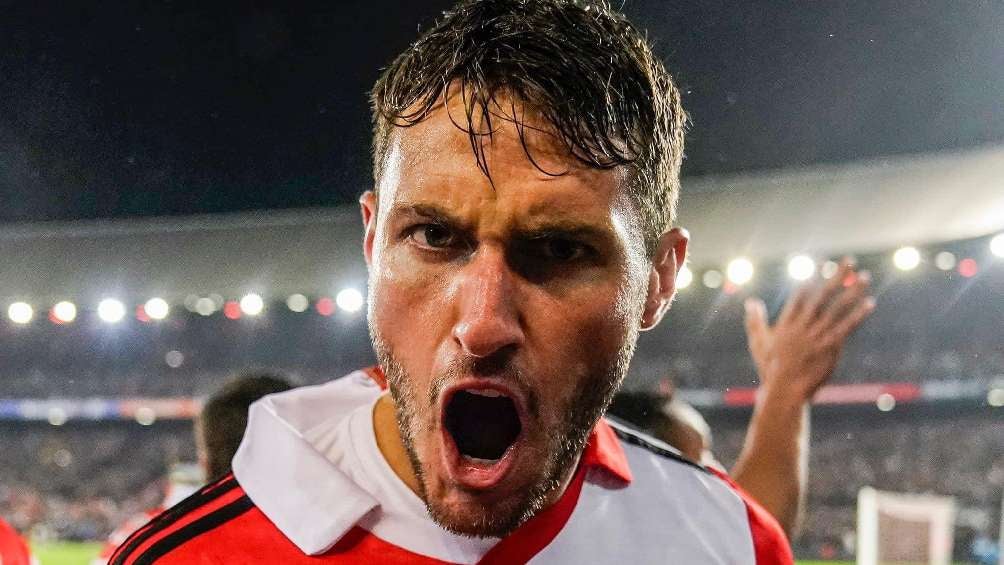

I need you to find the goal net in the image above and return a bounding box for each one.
[856,487,956,565]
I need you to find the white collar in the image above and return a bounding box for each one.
[232,372,383,555]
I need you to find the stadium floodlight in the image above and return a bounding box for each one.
[336,288,364,313]
[97,298,126,323]
[991,233,1004,258]
[8,302,33,324]
[240,293,265,316]
[135,406,157,426]
[164,350,185,369]
[702,270,723,289]
[51,301,77,324]
[48,407,68,426]
[195,297,216,316]
[726,258,754,285]
[144,298,170,320]
[892,246,921,271]
[876,393,896,412]
[934,251,956,271]
[286,294,309,312]
[820,260,839,279]
[988,388,1004,407]
[787,255,816,281]
[676,266,693,289]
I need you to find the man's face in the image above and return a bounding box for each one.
[363,97,659,537]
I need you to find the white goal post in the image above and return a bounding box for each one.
[857,487,956,565]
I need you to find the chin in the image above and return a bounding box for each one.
[425,483,538,538]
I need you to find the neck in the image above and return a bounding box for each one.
[373,393,423,496]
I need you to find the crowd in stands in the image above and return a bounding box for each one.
[712,410,1003,559]
[0,423,192,542]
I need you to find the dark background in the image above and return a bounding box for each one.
[2,0,1003,223]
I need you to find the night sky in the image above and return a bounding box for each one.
[2,0,1002,224]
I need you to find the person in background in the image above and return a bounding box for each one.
[609,261,875,538]
[195,372,294,481]
[0,516,33,565]
[93,372,293,564]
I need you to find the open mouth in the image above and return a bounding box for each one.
[444,389,523,462]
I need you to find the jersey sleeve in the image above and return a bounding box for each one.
[708,467,794,565]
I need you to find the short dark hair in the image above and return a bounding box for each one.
[371,0,686,255]
[198,371,293,480]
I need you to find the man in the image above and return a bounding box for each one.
[94,373,292,564]
[112,0,792,562]
[609,264,875,537]
[0,517,32,565]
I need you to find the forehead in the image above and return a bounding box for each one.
[376,96,638,233]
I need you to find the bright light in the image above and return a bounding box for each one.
[958,258,978,278]
[8,302,33,324]
[820,260,839,279]
[991,233,1004,258]
[787,255,816,281]
[286,294,309,312]
[48,407,67,426]
[164,350,185,368]
[336,288,364,313]
[726,258,754,285]
[876,393,896,412]
[195,297,216,316]
[934,251,956,271]
[315,297,335,316]
[240,293,264,316]
[135,406,157,426]
[676,266,693,289]
[988,388,1004,407]
[892,246,921,271]
[223,301,242,320]
[702,270,723,289]
[51,301,77,324]
[144,298,170,320]
[97,299,126,323]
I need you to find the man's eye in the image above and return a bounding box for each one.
[538,238,589,262]
[410,224,457,248]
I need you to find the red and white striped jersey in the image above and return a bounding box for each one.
[110,370,792,564]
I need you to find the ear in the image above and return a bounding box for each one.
[640,227,689,330]
[360,191,378,267]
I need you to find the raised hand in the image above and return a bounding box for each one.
[743,259,876,402]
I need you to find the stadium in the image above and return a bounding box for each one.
[2,146,1002,563]
[2,1,1003,564]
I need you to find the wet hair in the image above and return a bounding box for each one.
[370,0,686,255]
[198,371,293,480]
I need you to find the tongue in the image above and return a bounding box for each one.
[445,390,522,461]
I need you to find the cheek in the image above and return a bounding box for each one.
[529,280,639,386]
[370,251,450,370]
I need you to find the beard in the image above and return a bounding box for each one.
[369,325,639,538]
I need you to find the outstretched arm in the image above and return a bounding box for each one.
[730,260,875,538]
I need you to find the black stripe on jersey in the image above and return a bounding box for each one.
[111,476,239,565]
[605,417,710,474]
[133,495,255,565]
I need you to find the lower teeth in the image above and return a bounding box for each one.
[464,456,501,465]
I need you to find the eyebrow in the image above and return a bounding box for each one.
[388,202,472,230]
[388,201,615,243]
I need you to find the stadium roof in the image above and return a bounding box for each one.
[3,145,1002,304]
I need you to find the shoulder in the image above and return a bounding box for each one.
[108,475,264,564]
[597,419,793,565]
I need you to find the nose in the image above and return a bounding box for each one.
[451,246,525,358]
